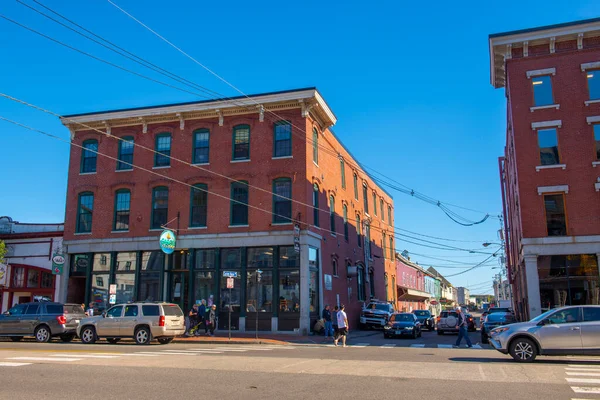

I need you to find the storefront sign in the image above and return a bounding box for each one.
[109,284,117,295]
[52,253,65,275]
[223,271,238,278]
[76,257,89,269]
[109,294,116,305]
[0,263,7,286]
[159,230,176,254]
[324,274,332,291]
[226,277,234,289]
[294,224,300,253]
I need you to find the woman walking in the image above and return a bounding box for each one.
[207,304,217,336]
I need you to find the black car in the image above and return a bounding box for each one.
[383,313,422,339]
[465,314,477,332]
[481,312,516,343]
[412,310,435,331]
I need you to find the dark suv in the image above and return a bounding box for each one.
[412,310,435,330]
[0,302,86,343]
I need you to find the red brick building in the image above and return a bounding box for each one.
[491,19,600,320]
[60,88,396,334]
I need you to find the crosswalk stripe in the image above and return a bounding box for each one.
[351,343,369,347]
[566,367,600,372]
[566,378,600,384]
[136,352,196,356]
[571,387,600,394]
[472,344,482,349]
[7,357,81,362]
[566,372,600,376]
[117,354,160,357]
[568,365,600,368]
[210,349,248,352]
[381,344,397,348]
[438,344,453,348]
[410,344,425,348]
[0,362,32,367]
[50,354,120,359]
[161,350,224,354]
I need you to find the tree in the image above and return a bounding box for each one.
[0,240,6,264]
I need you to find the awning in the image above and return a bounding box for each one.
[397,287,431,301]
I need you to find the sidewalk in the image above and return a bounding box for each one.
[172,329,380,345]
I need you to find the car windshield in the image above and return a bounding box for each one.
[368,304,390,311]
[489,308,510,314]
[530,309,557,323]
[163,305,183,316]
[392,314,413,322]
[486,313,515,323]
[413,311,430,316]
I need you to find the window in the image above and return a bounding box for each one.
[313,184,319,227]
[273,121,291,157]
[117,136,134,170]
[583,307,600,322]
[232,125,250,160]
[312,128,319,164]
[594,125,600,160]
[365,223,372,259]
[538,128,560,165]
[333,259,338,276]
[369,270,375,298]
[190,184,208,227]
[27,269,39,288]
[389,236,394,259]
[353,174,358,200]
[383,232,387,258]
[151,186,169,229]
[142,305,160,316]
[587,70,600,100]
[547,307,580,324]
[544,193,567,236]
[25,304,40,315]
[357,265,365,301]
[343,204,348,241]
[193,129,210,164]
[106,306,123,318]
[388,206,392,225]
[340,158,346,189]
[373,193,377,216]
[357,215,362,247]
[363,184,369,214]
[113,189,130,231]
[81,139,98,173]
[532,75,554,106]
[329,195,336,234]
[154,133,171,167]
[380,200,384,221]
[230,181,249,225]
[273,178,292,224]
[124,305,138,317]
[77,192,94,233]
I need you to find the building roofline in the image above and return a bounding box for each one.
[489,17,600,39]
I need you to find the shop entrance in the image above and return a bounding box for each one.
[66,276,86,305]
[169,271,189,313]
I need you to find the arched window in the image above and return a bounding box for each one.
[369,269,375,298]
[332,259,338,277]
[340,158,346,189]
[357,264,366,301]
[353,173,358,200]
[273,178,292,223]
[313,184,319,227]
[117,136,134,171]
[312,128,319,164]
[233,125,250,160]
[193,129,210,164]
[273,121,292,158]
[363,183,369,214]
[383,232,387,258]
[151,186,169,229]
[373,192,377,216]
[380,199,384,221]
[329,195,335,234]
[356,214,362,248]
[190,183,208,227]
[113,189,131,231]
[77,192,94,233]
[388,206,392,225]
[81,139,98,173]
[342,204,348,241]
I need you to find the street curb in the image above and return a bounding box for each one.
[171,338,292,345]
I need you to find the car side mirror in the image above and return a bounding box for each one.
[102,311,107,318]
[537,319,547,326]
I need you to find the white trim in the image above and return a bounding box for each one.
[148,229,163,232]
[272,155,293,160]
[228,225,249,228]
[491,22,600,46]
[581,61,600,71]
[187,226,207,230]
[596,183,600,192]
[191,162,210,166]
[271,222,293,226]
[536,164,566,171]
[530,104,560,112]
[313,160,319,168]
[585,99,600,106]
[115,168,133,172]
[74,232,92,236]
[593,161,600,167]
[587,116,600,124]
[531,120,562,130]
[526,68,556,78]
[537,185,569,195]
[230,159,251,163]
[152,165,170,170]
[79,172,96,176]
[111,230,129,234]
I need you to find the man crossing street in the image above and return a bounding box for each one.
[453,307,472,348]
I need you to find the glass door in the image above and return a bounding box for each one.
[169,271,189,313]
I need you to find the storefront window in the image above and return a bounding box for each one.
[309,247,319,313]
[220,273,241,312]
[195,249,216,269]
[279,269,300,312]
[91,273,109,312]
[194,271,215,305]
[222,248,241,269]
[141,251,164,271]
[93,253,111,272]
[172,250,190,270]
[279,246,299,268]
[247,247,274,269]
[70,254,90,276]
[41,272,54,289]
[12,267,25,288]
[116,252,136,271]
[138,272,160,302]
[115,274,135,304]
[27,269,40,288]
[246,270,273,312]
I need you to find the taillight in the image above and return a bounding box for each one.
[56,315,67,325]
[436,316,441,322]
[159,316,165,327]
[469,318,473,322]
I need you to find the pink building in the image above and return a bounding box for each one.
[395,255,430,312]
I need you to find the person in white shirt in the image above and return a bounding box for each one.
[334,304,348,347]
[86,302,94,317]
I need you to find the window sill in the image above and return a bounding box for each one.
[111,230,129,233]
[231,159,250,163]
[115,169,133,173]
[330,233,337,237]
[271,222,293,226]
[536,164,566,171]
[333,275,339,278]
[228,225,249,228]
[530,104,560,112]
[593,161,600,167]
[313,161,319,168]
[585,99,600,106]
[188,226,207,230]
[192,162,210,166]
[152,166,171,170]
[595,182,600,192]
[79,172,96,176]
[148,228,164,232]
[74,232,92,235]
[272,155,293,160]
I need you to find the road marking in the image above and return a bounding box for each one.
[438,344,453,348]
[117,354,160,357]
[478,365,487,381]
[566,372,600,377]
[472,344,482,349]
[211,347,273,351]
[351,343,369,348]
[136,352,196,356]
[49,354,120,359]
[566,367,600,372]
[0,362,32,367]
[210,349,249,352]
[571,387,600,394]
[568,364,600,368]
[566,378,600,384]
[409,344,424,348]
[381,344,397,348]
[161,350,224,354]
[7,357,81,362]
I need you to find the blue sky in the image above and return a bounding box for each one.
[1,0,598,294]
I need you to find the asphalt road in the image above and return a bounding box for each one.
[1,335,599,400]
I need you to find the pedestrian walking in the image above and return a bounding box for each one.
[322,305,333,337]
[453,307,473,348]
[185,304,199,336]
[332,305,339,342]
[334,304,348,348]
[207,304,217,336]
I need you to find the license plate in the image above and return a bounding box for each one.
[395,330,402,335]
[74,320,80,324]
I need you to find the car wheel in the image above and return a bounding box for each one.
[158,337,174,345]
[509,338,537,363]
[10,337,23,342]
[107,338,120,344]
[80,326,96,344]
[60,334,75,343]
[135,326,152,345]
[34,325,51,343]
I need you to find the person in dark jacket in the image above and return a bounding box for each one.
[207,304,217,336]
[332,305,339,342]
[322,305,333,337]
[197,300,207,336]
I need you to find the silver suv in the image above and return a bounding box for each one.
[0,302,86,343]
[489,305,600,362]
[77,302,185,345]
[436,310,459,335]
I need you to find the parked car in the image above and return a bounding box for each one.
[465,313,477,332]
[0,302,86,343]
[436,310,459,335]
[77,302,185,345]
[383,313,422,339]
[481,312,516,343]
[412,309,435,331]
[488,305,600,362]
[359,300,394,329]
[481,307,514,323]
